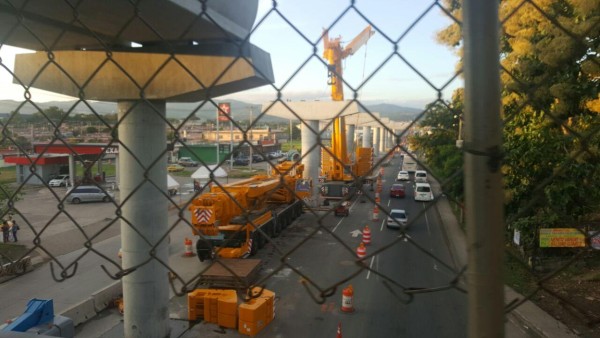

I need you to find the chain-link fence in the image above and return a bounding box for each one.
[0,0,598,337]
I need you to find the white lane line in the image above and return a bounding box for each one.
[366,255,376,279]
[423,203,431,236]
[332,217,345,233]
[380,219,385,231]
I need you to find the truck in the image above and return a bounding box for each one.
[188,153,310,261]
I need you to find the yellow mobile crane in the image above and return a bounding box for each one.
[320,25,375,200]
[189,153,309,260]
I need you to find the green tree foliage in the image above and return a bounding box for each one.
[409,92,464,200]
[438,0,600,251]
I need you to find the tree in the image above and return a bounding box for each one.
[409,92,464,200]
[86,126,98,134]
[437,0,600,251]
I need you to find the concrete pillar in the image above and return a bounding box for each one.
[362,126,372,148]
[346,124,355,160]
[379,128,386,154]
[302,120,320,205]
[68,155,75,187]
[373,127,380,156]
[119,100,170,338]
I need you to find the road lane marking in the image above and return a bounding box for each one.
[332,217,344,233]
[423,203,431,235]
[380,219,385,231]
[366,255,376,279]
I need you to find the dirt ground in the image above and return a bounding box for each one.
[526,260,600,337]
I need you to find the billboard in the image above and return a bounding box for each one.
[539,228,585,248]
[217,102,231,122]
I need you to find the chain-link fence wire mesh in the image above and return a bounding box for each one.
[0,0,598,334]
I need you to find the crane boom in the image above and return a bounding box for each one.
[322,25,375,182]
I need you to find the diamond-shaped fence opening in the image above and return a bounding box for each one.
[0,0,598,337]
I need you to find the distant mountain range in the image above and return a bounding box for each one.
[0,99,421,122]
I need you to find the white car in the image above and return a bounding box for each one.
[387,209,408,229]
[49,174,70,187]
[414,170,428,183]
[396,171,410,181]
[414,182,434,201]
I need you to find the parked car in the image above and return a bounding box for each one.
[396,171,410,181]
[233,156,250,166]
[387,209,408,229]
[252,154,264,162]
[177,157,199,167]
[49,174,70,187]
[66,185,115,204]
[389,183,406,198]
[414,170,428,183]
[167,164,185,172]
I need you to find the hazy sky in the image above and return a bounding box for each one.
[0,0,462,109]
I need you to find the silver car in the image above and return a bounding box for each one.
[387,209,408,229]
[66,185,114,204]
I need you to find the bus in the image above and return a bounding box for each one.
[402,158,418,173]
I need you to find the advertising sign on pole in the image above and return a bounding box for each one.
[218,102,230,122]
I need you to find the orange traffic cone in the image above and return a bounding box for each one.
[362,225,371,245]
[337,322,343,337]
[340,285,355,313]
[372,207,379,221]
[183,238,195,257]
[356,242,367,259]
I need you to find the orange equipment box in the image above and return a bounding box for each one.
[238,287,275,337]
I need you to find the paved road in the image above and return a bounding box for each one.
[0,158,573,337]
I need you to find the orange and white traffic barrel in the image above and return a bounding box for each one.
[356,242,367,259]
[372,207,379,221]
[362,225,371,245]
[183,237,195,257]
[341,285,355,313]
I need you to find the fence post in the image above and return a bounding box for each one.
[119,100,170,338]
[463,1,505,337]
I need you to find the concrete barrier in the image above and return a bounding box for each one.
[91,281,122,312]
[61,298,96,327]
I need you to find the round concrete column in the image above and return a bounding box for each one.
[302,120,320,206]
[346,124,355,159]
[362,126,372,148]
[379,127,386,154]
[373,127,381,157]
[118,100,170,338]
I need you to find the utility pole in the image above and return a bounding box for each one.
[463,0,504,337]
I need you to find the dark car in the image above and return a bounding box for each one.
[252,154,264,162]
[334,201,350,217]
[390,183,406,198]
[233,156,250,166]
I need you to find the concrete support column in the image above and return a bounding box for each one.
[379,128,386,154]
[302,120,320,206]
[373,127,381,157]
[68,155,75,187]
[346,124,355,160]
[362,126,372,148]
[118,100,170,338]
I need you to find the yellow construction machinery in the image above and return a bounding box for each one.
[320,25,375,200]
[188,152,310,260]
